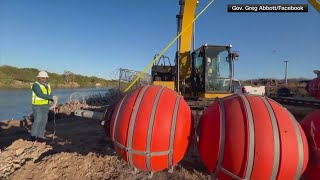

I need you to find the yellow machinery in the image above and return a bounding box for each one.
[151,0,239,101]
[74,1,311,178]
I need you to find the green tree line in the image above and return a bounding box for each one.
[0,65,118,88]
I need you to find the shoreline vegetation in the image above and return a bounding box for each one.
[0,65,119,89]
[0,65,313,92]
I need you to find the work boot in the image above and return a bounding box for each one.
[37,136,49,143]
[30,136,37,142]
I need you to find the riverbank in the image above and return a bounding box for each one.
[0,87,117,121]
[0,65,119,89]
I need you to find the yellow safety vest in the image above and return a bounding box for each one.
[31,82,52,105]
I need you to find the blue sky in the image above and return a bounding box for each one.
[0,0,319,80]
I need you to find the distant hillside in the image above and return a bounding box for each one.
[0,65,118,88]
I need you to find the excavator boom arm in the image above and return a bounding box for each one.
[178,0,198,80]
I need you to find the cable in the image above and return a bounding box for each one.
[50,99,58,143]
[124,0,216,92]
[52,107,56,142]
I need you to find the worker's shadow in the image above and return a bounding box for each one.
[0,119,33,149]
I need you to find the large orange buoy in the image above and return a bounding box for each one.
[300,110,320,179]
[301,110,320,149]
[198,94,309,179]
[308,78,320,99]
[109,85,191,175]
[302,147,320,180]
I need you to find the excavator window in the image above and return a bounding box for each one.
[191,45,232,94]
[205,50,231,92]
[192,50,205,93]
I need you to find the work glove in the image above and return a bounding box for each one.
[53,96,58,105]
[50,96,59,110]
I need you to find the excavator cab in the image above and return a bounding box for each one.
[151,0,239,99]
[150,45,239,98]
[190,44,239,99]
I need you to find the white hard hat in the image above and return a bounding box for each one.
[206,57,211,63]
[37,71,49,78]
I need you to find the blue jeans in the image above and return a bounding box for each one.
[31,104,50,138]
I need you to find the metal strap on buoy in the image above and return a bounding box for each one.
[214,95,256,180]
[146,86,165,171]
[127,85,150,167]
[240,95,255,179]
[112,94,129,141]
[212,98,226,177]
[287,110,304,179]
[261,96,280,180]
[168,95,182,168]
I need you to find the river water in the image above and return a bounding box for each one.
[0,87,110,121]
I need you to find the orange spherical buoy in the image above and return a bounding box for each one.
[198,94,309,179]
[301,110,320,149]
[300,110,320,179]
[109,85,191,174]
[308,78,320,99]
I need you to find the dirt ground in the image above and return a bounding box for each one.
[0,98,315,180]
[0,107,208,180]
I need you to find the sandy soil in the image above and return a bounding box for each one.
[0,97,315,180]
[0,105,208,180]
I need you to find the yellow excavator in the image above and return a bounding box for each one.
[74,0,239,131]
[75,0,240,135]
[73,1,309,179]
[152,0,239,103]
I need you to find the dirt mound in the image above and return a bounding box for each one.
[0,139,52,179]
[13,154,205,180]
[0,137,207,180]
[0,114,208,180]
[7,150,123,180]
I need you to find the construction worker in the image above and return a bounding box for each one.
[206,57,213,75]
[30,70,58,142]
[205,57,214,89]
